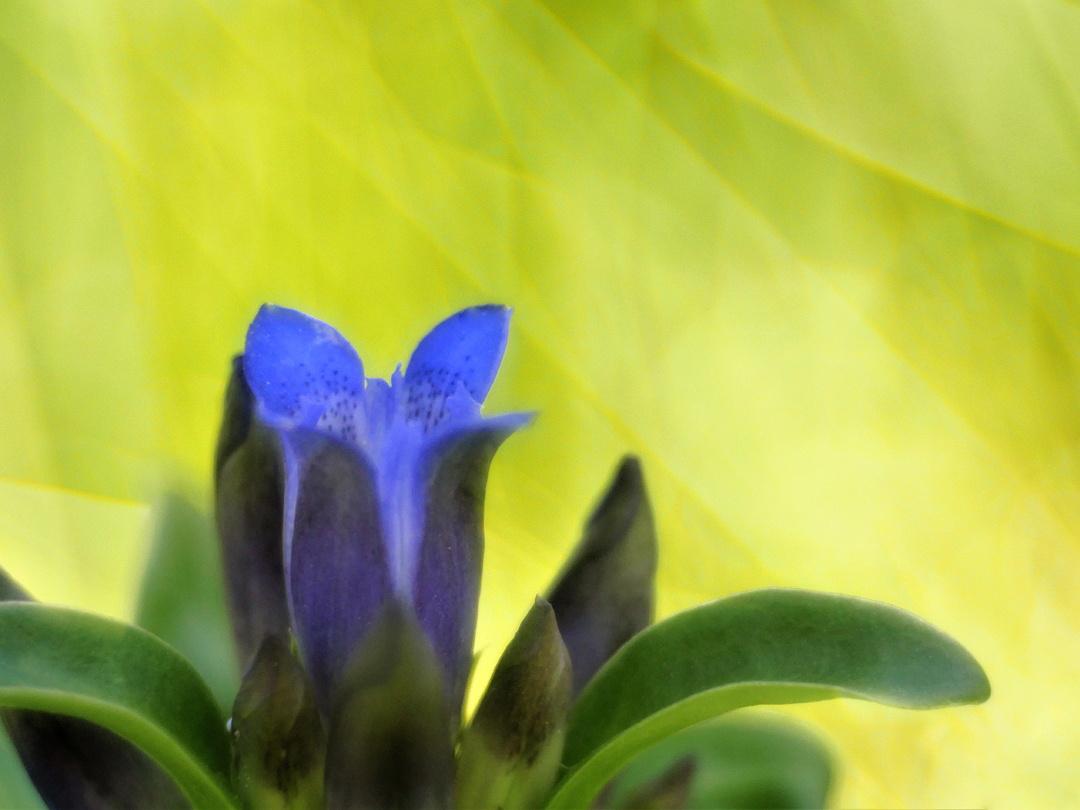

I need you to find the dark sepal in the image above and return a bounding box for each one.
[230,634,325,810]
[546,456,658,696]
[323,601,455,810]
[215,354,256,479]
[455,597,573,810]
[215,356,291,670]
[412,413,531,726]
[0,566,190,810]
[282,428,394,715]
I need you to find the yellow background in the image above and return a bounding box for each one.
[2,1,1078,806]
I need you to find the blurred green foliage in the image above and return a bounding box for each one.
[136,494,239,712]
[606,715,832,810]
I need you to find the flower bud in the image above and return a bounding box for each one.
[455,597,572,810]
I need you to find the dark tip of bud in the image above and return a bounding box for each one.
[215,354,255,480]
[583,456,645,557]
[547,455,657,696]
[455,597,573,809]
[470,597,572,762]
[0,565,30,602]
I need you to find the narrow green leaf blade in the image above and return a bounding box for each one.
[0,723,46,810]
[136,493,240,713]
[550,589,989,808]
[0,602,237,810]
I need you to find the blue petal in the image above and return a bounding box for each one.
[280,428,393,712]
[409,411,533,717]
[403,305,511,431]
[244,305,365,442]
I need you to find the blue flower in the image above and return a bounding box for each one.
[216,304,531,718]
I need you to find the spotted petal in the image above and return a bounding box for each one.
[403,305,511,433]
[244,305,365,443]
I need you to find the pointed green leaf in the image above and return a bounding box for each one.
[1,566,191,810]
[549,589,988,808]
[137,494,240,713]
[0,602,237,810]
[0,568,44,810]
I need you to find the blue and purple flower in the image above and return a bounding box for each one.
[217,304,532,718]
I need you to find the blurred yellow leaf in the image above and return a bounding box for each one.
[0,479,147,620]
[1,0,1078,805]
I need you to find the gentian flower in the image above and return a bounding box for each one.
[0,304,987,810]
[210,304,664,810]
[216,304,532,722]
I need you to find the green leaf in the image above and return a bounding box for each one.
[603,715,832,810]
[0,602,237,810]
[549,589,988,808]
[137,493,240,713]
[0,564,191,809]
[0,723,46,810]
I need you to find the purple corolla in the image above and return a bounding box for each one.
[216,304,531,719]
